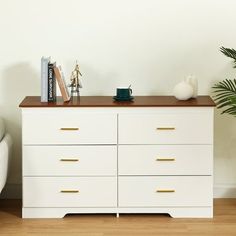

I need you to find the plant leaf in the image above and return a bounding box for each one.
[220,47,236,67]
[212,78,236,116]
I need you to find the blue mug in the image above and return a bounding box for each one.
[116,87,132,99]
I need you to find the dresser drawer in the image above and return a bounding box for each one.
[22,109,117,144]
[23,177,117,207]
[119,109,213,144]
[119,145,213,175]
[119,176,212,207]
[23,146,117,176]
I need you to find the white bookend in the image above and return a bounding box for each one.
[54,65,70,102]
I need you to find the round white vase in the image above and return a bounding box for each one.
[173,81,194,100]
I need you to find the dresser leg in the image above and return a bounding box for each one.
[116,213,120,218]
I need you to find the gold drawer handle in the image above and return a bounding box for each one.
[60,190,79,193]
[156,127,175,131]
[60,128,79,131]
[156,158,175,161]
[60,159,79,162]
[156,190,175,193]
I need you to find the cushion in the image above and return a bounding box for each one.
[0,118,5,142]
[0,133,13,193]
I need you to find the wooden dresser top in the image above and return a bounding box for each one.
[19,96,215,107]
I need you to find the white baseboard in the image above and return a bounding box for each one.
[214,184,236,198]
[1,184,236,199]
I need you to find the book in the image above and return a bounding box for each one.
[41,56,50,102]
[54,65,70,102]
[48,62,57,102]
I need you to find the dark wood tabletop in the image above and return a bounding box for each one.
[19,96,215,107]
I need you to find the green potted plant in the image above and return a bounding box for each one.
[213,47,236,116]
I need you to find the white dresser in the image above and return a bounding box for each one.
[20,96,215,218]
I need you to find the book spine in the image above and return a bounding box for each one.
[52,68,57,101]
[41,57,47,102]
[48,63,54,102]
[41,57,50,102]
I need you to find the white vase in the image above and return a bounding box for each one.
[185,75,198,98]
[173,81,194,100]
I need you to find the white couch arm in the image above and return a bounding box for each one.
[0,134,13,193]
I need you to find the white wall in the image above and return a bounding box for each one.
[0,0,236,197]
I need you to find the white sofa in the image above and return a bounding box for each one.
[0,118,12,193]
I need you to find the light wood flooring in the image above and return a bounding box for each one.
[1,199,236,235]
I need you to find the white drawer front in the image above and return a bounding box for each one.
[23,177,117,207]
[23,146,117,176]
[119,176,212,207]
[119,109,213,144]
[119,145,213,175]
[22,110,117,144]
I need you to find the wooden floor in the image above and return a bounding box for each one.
[1,200,236,236]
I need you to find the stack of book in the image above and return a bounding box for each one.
[41,57,70,102]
